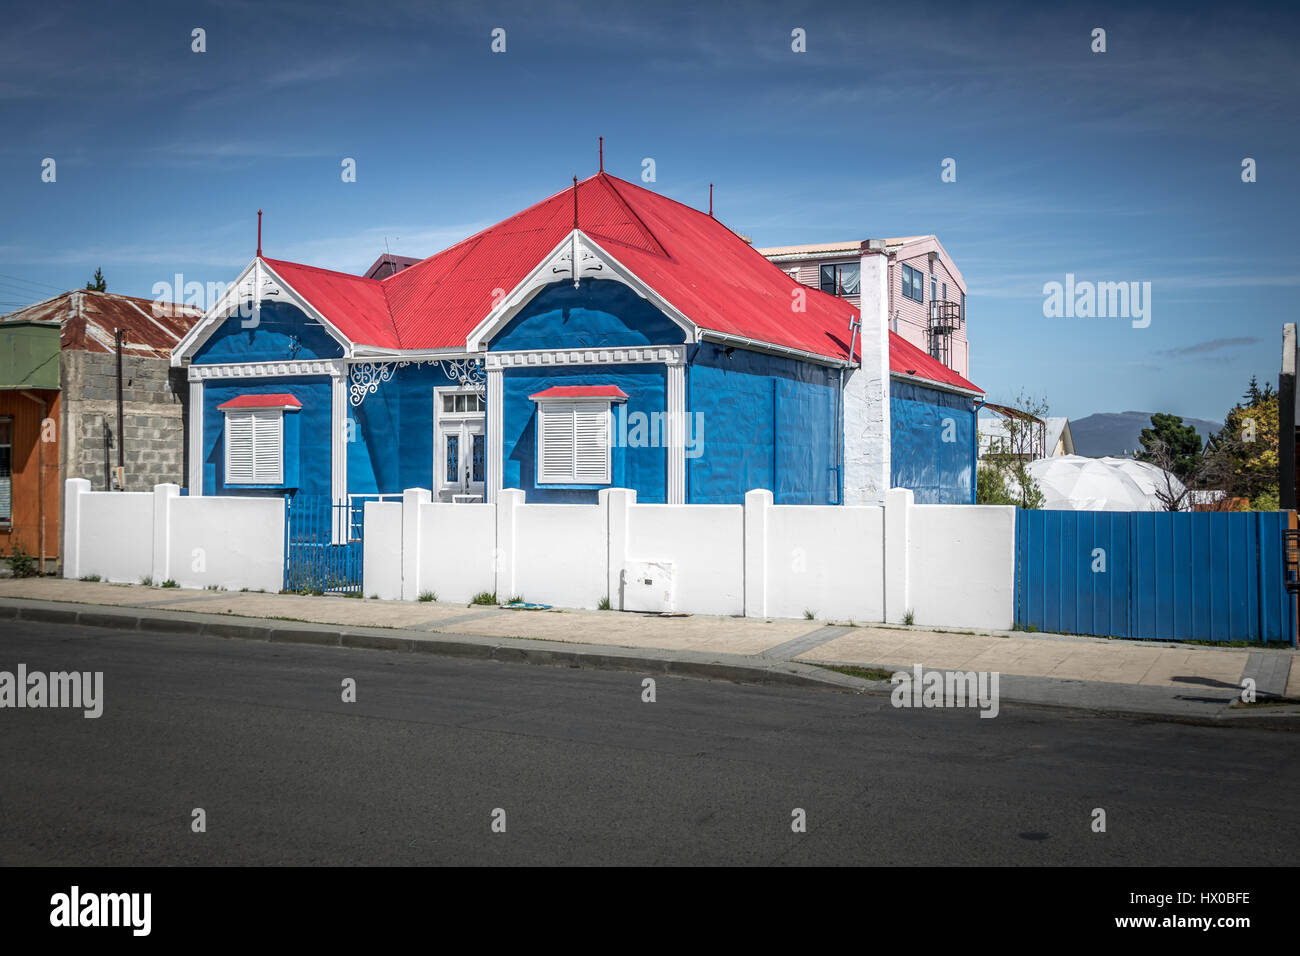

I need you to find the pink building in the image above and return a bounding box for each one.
[756,236,969,380]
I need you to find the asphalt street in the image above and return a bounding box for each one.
[2,619,1297,865]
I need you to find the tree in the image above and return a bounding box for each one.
[1136,412,1202,480]
[1185,380,1281,511]
[1242,375,1276,407]
[980,390,1049,509]
[85,268,106,292]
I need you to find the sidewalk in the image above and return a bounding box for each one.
[1,577,1297,722]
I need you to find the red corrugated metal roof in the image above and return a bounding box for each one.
[255,172,981,394]
[0,290,202,358]
[887,331,981,394]
[528,385,629,401]
[216,393,302,410]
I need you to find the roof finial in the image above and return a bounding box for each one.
[573,175,579,229]
[599,136,604,173]
[709,184,713,218]
[256,209,262,258]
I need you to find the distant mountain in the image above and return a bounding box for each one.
[1071,411,1222,458]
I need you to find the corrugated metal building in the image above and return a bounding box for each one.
[0,290,201,563]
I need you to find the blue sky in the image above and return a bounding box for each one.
[1,0,1296,422]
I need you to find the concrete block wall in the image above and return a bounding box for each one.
[63,479,282,591]
[365,485,1017,630]
[60,351,188,492]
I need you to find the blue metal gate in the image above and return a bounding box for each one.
[1015,509,1296,644]
[284,495,363,594]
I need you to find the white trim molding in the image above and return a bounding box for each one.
[187,380,204,495]
[666,363,686,504]
[172,258,355,368]
[485,345,686,370]
[485,367,503,504]
[188,358,346,382]
[331,369,347,542]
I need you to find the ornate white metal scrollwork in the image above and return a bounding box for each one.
[439,358,485,389]
[348,362,397,406]
[348,358,485,406]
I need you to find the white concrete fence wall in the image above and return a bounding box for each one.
[63,478,285,592]
[364,486,1017,630]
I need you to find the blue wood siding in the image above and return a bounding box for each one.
[891,381,974,504]
[490,279,686,351]
[686,344,839,505]
[202,377,331,497]
[501,363,667,503]
[193,300,344,365]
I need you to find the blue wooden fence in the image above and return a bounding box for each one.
[1015,509,1296,644]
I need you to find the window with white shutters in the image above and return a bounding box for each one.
[224,410,284,484]
[537,401,611,484]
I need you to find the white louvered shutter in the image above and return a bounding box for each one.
[573,403,610,483]
[251,411,283,483]
[225,413,255,484]
[225,409,284,484]
[538,401,611,484]
[539,403,576,483]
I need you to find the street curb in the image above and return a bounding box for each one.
[3,597,1295,728]
[0,599,859,693]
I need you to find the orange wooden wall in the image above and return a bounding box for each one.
[0,389,61,560]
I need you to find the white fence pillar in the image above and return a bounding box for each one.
[151,483,180,585]
[495,488,524,600]
[401,487,430,602]
[62,478,90,579]
[884,486,912,623]
[601,487,636,610]
[744,488,772,618]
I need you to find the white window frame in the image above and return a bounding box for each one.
[535,399,615,485]
[223,408,285,485]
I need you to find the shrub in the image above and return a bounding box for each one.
[470,591,498,606]
[418,590,437,603]
[8,541,38,578]
[597,595,611,610]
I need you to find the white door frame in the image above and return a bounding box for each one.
[434,386,486,501]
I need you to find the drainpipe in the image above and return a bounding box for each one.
[971,398,987,504]
[18,390,48,574]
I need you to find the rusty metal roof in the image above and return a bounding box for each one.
[0,290,203,358]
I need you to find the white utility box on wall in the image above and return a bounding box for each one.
[621,561,677,613]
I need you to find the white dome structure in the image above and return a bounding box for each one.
[1020,455,1186,511]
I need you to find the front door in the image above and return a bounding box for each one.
[436,389,486,501]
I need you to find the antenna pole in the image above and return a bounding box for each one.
[709,184,714,217]
[599,136,603,173]
[573,175,579,228]
[256,209,262,258]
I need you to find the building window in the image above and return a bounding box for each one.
[901,264,924,302]
[961,292,966,320]
[819,261,860,297]
[224,410,284,484]
[942,282,947,303]
[930,274,937,302]
[442,392,485,413]
[537,402,612,484]
[0,418,11,527]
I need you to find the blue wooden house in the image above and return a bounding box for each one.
[171,171,983,515]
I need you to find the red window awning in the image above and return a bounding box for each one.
[216,393,303,411]
[527,385,628,402]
